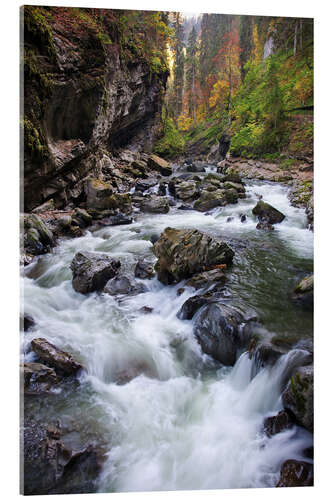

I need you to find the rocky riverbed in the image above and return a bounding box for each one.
[21,156,313,493]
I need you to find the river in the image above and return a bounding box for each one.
[22,166,313,492]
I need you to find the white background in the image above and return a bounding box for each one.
[1,0,331,499]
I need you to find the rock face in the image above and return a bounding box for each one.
[193,303,251,366]
[276,459,313,487]
[30,338,83,375]
[282,365,313,433]
[70,251,120,294]
[252,200,285,224]
[22,363,58,394]
[152,228,234,285]
[23,6,168,211]
[135,259,156,279]
[23,420,103,495]
[104,274,147,296]
[292,275,313,311]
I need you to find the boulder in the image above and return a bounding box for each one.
[292,275,313,311]
[193,303,251,365]
[223,171,243,184]
[193,189,227,212]
[223,181,245,193]
[185,268,227,290]
[252,200,285,224]
[153,228,234,285]
[85,178,114,210]
[263,411,292,437]
[30,338,83,375]
[148,154,172,176]
[104,273,147,296]
[177,293,220,320]
[23,420,103,495]
[73,208,92,227]
[22,363,58,394]
[186,163,205,173]
[70,251,120,294]
[276,459,313,487]
[135,258,155,279]
[135,178,159,193]
[306,196,314,230]
[175,180,199,201]
[282,365,313,433]
[99,213,132,226]
[139,195,170,214]
[23,214,54,255]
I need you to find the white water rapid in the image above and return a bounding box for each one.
[22,176,313,492]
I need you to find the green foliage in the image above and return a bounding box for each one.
[153,117,185,158]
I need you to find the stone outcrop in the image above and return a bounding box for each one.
[152,228,234,285]
[103,273,147,296]
[30,338,83,375]
[23,6,168,211]
[70,251,120,294]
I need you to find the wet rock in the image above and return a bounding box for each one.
[276,459,313,487]
[193,303,251,366]
[252,200,285,224]
[193,189,228,212]
[186,163,205,173]
[223,171,243,184]
[139,195,170,214]
[223,181,245,193]
[70,251,120,294]
[135,258,155,279]
[177,293,220,320]
[306,196,314,230]
[292,275,313,311]
[23,314,35,331]
[185,268,227,290]
[177,287,185,296]
[23,420,103,495]
[22,363,59,394]
[174,180,199,202]
[263,411,292,437]
[31,338,83,375]
[282,365,313,433]
[23,214,54,256]
[104,273,147,296]
[178,204,193,211]
[99,213,132,226]
[148,154,172,176]
[226,216,234,223]
[256,217,274,230]
[135,178,159,193]
[140,306,153,314]
[239,214,247,223]
[153,227,234,285]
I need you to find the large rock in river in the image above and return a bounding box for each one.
[148,154,172,176]
[252,200,285,224]
[152,228,234,284]
[291,275,313,311]
[282,365,313,433]
[22,362,59,394]
[31,338,83,375]
[139,195,170,214]
[104,273,147,296]
[71,251,120,294]
[193,303,251,365]
[276,459,313,487]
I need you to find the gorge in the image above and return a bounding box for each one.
[21,6,314,495]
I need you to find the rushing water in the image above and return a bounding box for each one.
[22,170,313,492]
